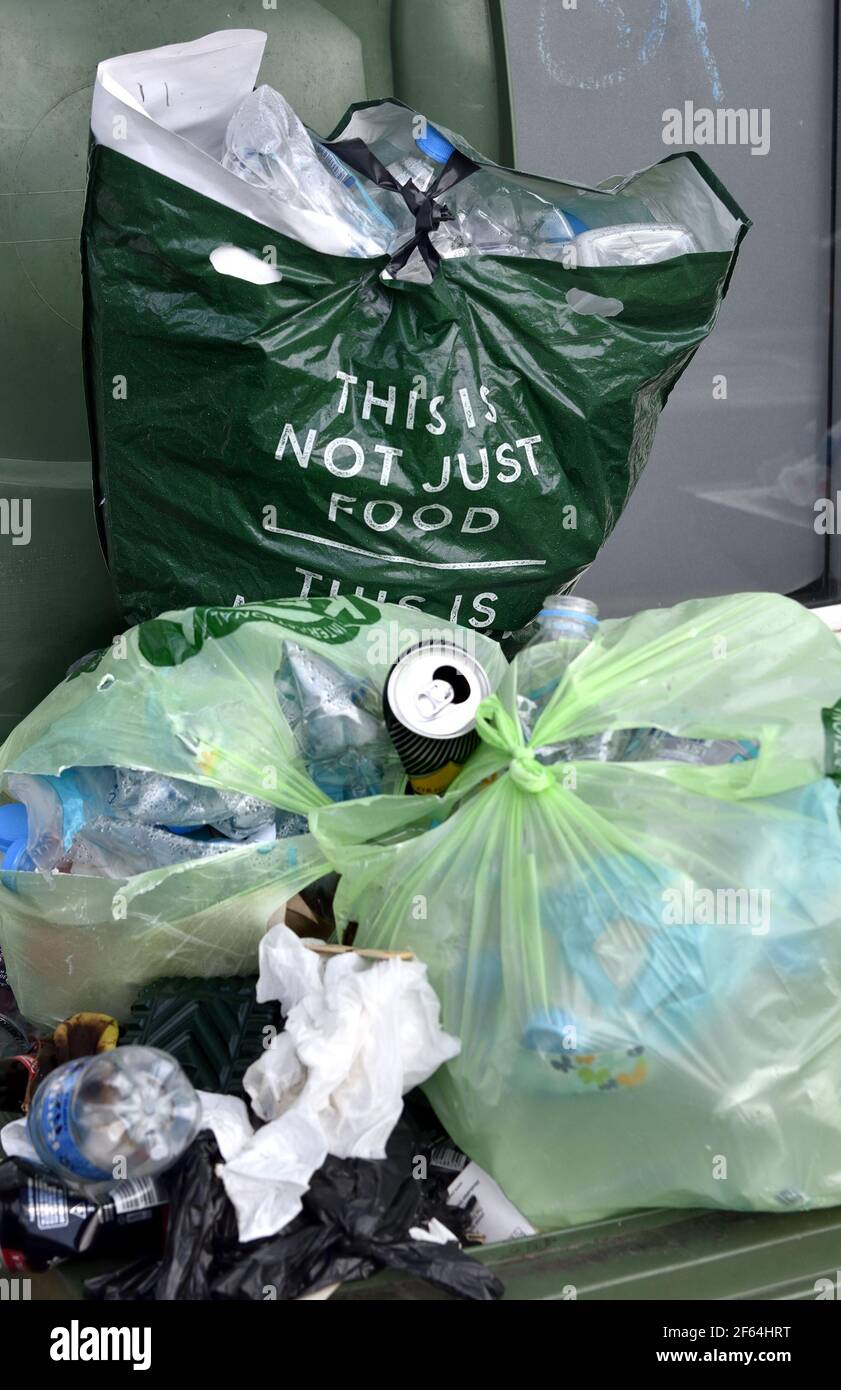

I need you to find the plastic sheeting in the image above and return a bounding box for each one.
[312,593,841,1227]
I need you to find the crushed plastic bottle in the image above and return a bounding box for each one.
[88,767,277,840]
[222,85,406,257]
[27,1046,200,1188]
[276,642,403,801]
[7,767,278,876]
[65,818,240,878]
[363,122,581,262]
[621,728,760,766]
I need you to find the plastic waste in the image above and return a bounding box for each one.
[27,1045,201,1188]
[621,727,760,765]
[85,1119,503,1302]
[0,599,504,1026]
[375,122,456,193]
[516,594,600,740]
[222,85,406,257]
[0,803,27,853]
[450,182,574,260]
[7,767,278,876]
[310,593,841,1229]
[216,924,461,1242]
[362,121,585,263]
[65,818,240,879]
[276,642,403,801]
[516,598,760,769]
[0,1159,166,1273]
[574,222,698,267]
[5,772,85,874]
[87,34,748,631]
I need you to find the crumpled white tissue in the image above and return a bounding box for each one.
[197,1090,254,1161]
[217,923,460,1242]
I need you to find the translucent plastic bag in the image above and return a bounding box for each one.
[311,594,841,1228]
[0,596,505,1024]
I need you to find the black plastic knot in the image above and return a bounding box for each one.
[319,134,479,281]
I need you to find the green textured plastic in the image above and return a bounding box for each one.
[120,975,279,1097]
[311,593,841,1229]
[0,0,513,741]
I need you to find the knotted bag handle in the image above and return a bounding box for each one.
[320,136,480,279]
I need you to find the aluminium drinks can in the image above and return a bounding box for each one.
[383,640,491,795]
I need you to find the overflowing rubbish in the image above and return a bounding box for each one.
[10,13,831,1307]
[214,924,461,1242]
[85,30,748,629]
[85,1118,502,1302]
[0,597,504,1024]
[222,83,699,273]
[312,593,841,1228]
[27,1046,200,1187]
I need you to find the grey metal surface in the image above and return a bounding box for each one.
[503,0,834,615]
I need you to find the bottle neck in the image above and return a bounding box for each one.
[535,605,599,645]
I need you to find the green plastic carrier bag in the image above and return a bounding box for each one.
[0,595,505,1024]
[83,30,748,632]
[311,594,841,1228]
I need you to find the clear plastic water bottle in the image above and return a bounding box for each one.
[314,141,400,236]
[275,643,402,799]
[28,1046,200,1187]
[622,728,759,765]
[516,595,599,740]
[377,123,456,193]
[365,124,528,259]
[222,86,401,256]
[360,124,471,262]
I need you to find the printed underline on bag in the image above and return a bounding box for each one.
[262,523,546,570]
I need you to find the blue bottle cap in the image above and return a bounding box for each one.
[563,209,589,235]
[415,125,455,165]
[2,838,33,872]
[0,802,28,851]
[539,606,599,626]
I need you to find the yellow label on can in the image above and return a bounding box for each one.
[408,761,463,795]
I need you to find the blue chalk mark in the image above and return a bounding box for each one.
[684,0,724,103]
[539,0,755,101]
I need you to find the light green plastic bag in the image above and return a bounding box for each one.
[311,594,841,1228]
[0,595,505,1023]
